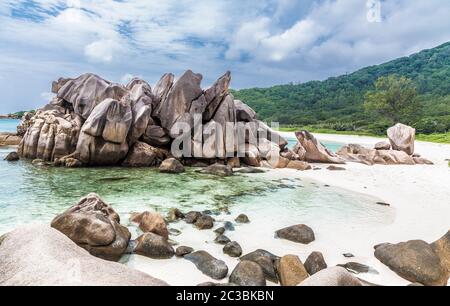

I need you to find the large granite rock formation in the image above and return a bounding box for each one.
[0,224,167,286]
[292,131,344,164]
[18,71,287,168]
[51,193,131,261]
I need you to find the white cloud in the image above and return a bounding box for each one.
[0,0,450,113]
[84,39,122,63]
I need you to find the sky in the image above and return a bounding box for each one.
[1,0,450,113]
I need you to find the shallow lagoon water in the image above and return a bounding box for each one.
[0,119,20,133]
[0,132,396,285]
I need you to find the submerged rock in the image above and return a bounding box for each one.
[224,221,235,231]
[0,224,167,286]
[185,251,228,280]
[235,214,250,223]
[51,193,130,261]
[327,165,346,171]
[195,215,215,230]
[304,251,327,275]
[229,261,266,286]
[275,224,315,244]
[223,241,242,257]
[201,163,233,177]
[159,158,185,174]
[184,211,202,224]
[374,240,447,286]
[278,255,309,286]
[135,232,174,259]
[166,208,185,222]
[4,152,19,161]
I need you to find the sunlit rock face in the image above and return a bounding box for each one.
[18,71,290,167]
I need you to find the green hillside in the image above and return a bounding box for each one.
[233,42,450,136]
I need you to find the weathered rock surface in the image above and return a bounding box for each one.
[51,193,130,261]
[0,224,167,286]
[176,246,194,257]
[374,141,391,150]
[294,131,345,164]
[240,249,280,283]
[337,143,430,165]
[235,214,250,223]
[286,160,312,170]
[0,133,22,146]
[201,163,233,177]
[374,240,448,286]
[185,251,229,280]
[215,234,231,245]
[134,232,174,259]
[278,255,309,286]
[275,224,315,244]
[4,151,19,161]
[299,267,363,286]
[166,208,185,222]
[431,230,450,279]
[18,70,292,169]
[223,241,242,257]
[123,142,168,167]
[195,215,215,230]
[387,123,415,155]
[229,261,266,286]
[130,211,169,239]
[159,158,185,173]
[304,251,327,275]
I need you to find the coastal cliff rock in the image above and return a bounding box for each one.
[387,123,416,155]
[0,224,167,286]
[18,71,287,168]
[51,193,131,261]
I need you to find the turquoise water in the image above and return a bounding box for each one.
[0,119,20,133]
[285,135,344,152]
[0,145,394,235]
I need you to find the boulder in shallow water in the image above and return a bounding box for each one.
[51,193,130,261]
[184,211,202,224]
[130,211,169,239]
[387,123,415,155]
[275,224,315,244]
[235,214,250,223]
[229,261,266,286]
[201,163,233,177]
[185,251,228,280]
[304,251,327,275]
[166,208,185,222]
[299,267,362,286]
[195,215,215,230]
[0,224,167,286]
[135,232,174,259]
[4,151,19,161]
[159,158,185,173]
[374,240,447,286]
[278,254,309,286]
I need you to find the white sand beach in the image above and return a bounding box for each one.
[124,133,449,286]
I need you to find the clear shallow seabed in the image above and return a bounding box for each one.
[0,120,396,284]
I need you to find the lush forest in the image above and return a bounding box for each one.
[233,42,450,137]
